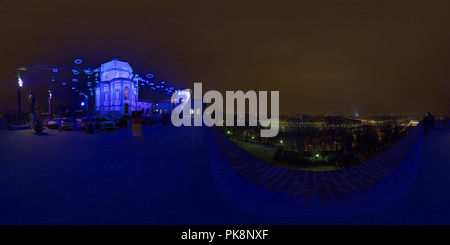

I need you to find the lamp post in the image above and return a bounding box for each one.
[82,98,89,114]
[48,90,52,115]
[17,70,23,123]
[81,101,87,113]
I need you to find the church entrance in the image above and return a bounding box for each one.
[124,103,129,114]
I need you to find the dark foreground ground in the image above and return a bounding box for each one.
[0,122,449,225]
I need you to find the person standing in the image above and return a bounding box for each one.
[423,113,428,135]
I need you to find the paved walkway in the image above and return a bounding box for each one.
[0,121,448,224]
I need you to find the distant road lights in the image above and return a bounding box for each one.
[81,102,85,106]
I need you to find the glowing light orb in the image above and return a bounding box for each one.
[161,81,165,84]
[149,83,154,86]
[84,69,93,75]
[72,69,79,75]
[72,87,75,90]
[74,59,82,64]
[156,85,160,88]
[52,69,58,73]
[146,74,154,78]
[72,78,78,82]
[62,82,66,85]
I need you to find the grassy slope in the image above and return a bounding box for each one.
[232,139,338,171]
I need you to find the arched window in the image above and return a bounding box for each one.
[115,90,120,100]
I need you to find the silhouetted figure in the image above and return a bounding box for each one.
[423,113,428,135]
[28,90,35,113]
[427,112,435,129]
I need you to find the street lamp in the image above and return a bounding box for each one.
[81,101,88,113]
[48,90,52,115]
[17,71,23,123]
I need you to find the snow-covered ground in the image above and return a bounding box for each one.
[0,123,449,224]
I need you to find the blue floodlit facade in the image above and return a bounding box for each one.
[94,58,153,116]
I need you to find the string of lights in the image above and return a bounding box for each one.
[17,58,180,105]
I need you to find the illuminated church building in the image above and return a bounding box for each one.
[94,58,196,116]
[95,59,143,115]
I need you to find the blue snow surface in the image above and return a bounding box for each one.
[0,123,449,225]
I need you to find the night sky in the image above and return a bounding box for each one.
[1,0,449,115]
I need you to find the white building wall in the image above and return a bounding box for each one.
[94,59,139,117]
